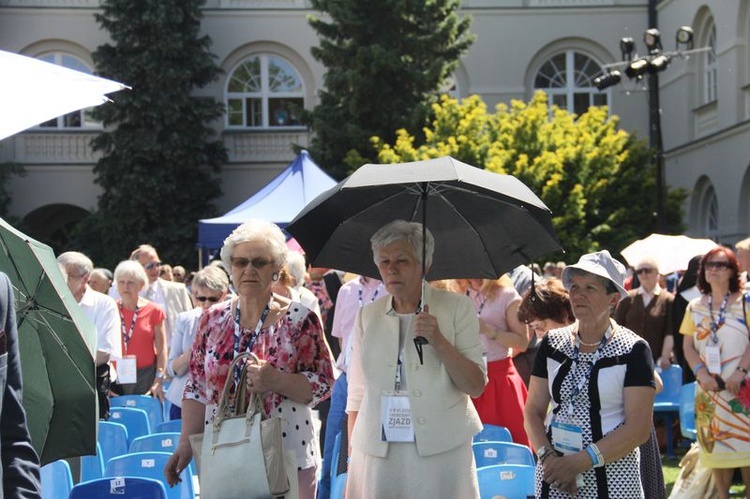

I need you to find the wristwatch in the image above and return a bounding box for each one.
[536,445,556,463]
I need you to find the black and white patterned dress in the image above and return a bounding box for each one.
[531,322,655,499]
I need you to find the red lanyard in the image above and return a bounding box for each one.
[119,302,139,354]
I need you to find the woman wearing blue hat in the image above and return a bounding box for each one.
[524,250,656,498]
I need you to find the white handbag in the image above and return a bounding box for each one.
[194,352,290,499]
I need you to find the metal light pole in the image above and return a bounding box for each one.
[648,0,667,232]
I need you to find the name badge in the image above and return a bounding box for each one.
[380,391,414,442]
[705,345,722,375]
[551,420,582,455]
[115,355,138,384]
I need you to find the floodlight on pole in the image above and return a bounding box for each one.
[676,26,694,50]
[644,28,663,53]
[625,58,650,79]
[594,70,622,91]
[620,37,635,61]
[648,54,671,73]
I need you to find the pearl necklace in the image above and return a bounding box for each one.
[577,335,605,347]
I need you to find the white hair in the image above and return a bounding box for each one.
[370,219,434,268]
[57,251,94,277]
[286,251,307,289]
[220,219,288,270]
[113,260,149,293]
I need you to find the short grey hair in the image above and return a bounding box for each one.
[220,219,288,270]
[286,251,307,288]
[192,266,230,292]
[130,244,158,261]
[370,220,434,268]
[113,260,149,293]
[57,251,94,277]
[91,268,113,282]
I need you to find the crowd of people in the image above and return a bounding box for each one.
[40,225,750,498]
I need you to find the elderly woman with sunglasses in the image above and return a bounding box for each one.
[164,220,335,499]
[164,266,231,420]
[680,247,750,499]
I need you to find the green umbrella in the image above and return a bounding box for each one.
[0,218,97,464]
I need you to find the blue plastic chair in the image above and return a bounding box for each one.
[472,441,535,467]
[680,381,697,441]
[105,451,194,499]
[474,424,513,443]
[129,432,180,453]
[81,441,106,482]
[40,459,73,499]
[110,395,164,431]
[476,464,535,499]
[330,431,342,482]
[654,364,683,457]
[331,472,347,499]
[99,420,130,467]
[69,476,168,499]
[109,406,152,441]
[155,419,182,434]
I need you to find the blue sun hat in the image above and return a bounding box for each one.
[562,250,628,298]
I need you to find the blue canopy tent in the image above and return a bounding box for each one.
[197,150,336,261]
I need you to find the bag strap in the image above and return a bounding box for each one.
[215,352,265,423]
[743,292,749,335]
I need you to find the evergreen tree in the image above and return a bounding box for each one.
[373,92,687,263]
[306,0,474,179]
[76,0,227,268]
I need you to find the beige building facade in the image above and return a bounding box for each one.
[0,0,748,249]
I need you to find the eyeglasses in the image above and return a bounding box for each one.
[636,268,656,275]
[230,257,273,270]
[195,296,221,303]
[705,261,731,270]
[143,261,162,270]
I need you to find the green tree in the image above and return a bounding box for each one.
[306,0,475,179]
[373,91,687,263]
[75,0,227,269]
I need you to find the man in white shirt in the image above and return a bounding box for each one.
[57,251,121,419]
[111,244,193,344]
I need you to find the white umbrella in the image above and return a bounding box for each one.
[620,233,718,275]
[0,50,127,140]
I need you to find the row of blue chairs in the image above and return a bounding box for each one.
[653,366,698,457]
[42,449,194,499]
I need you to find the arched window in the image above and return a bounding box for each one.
[37,53,99,128]
[226,54,304,129]
[534,50,608,115]
[703,22,717,104]
[695,182,719,238]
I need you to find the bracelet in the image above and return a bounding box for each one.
[155,371,166,379]
[586,443,605,468]
[692,363,705,376]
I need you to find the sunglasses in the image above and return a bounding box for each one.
[144,261,163,270]
[704,261,731,270]
[195,296,221,303]
[230,257,273,269]
[636,268,656,275]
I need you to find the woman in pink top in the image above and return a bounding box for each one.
[452,276,530,446]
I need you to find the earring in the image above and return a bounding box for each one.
[272,272,279,282]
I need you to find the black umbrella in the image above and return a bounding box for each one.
[287,156,562,281]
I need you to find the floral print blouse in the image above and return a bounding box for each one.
[184,297,335,469]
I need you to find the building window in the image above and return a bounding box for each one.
[703,23,717,104]
[226,54,304,129]
[37,53,99,129]
[534,50,608,115]
[697,183,719,238]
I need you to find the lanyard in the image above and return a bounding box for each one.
[232,299,271,390]
[358,278,382,308]
[466,289,487,317]
[562,324,613,417]
[119,302,139,354]
[707,292,730,344]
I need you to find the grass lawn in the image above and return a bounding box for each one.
[662,443,747,497]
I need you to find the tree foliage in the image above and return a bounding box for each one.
[373,91,686,263]
[73,0,227,269]
[306,0,475,179]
